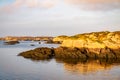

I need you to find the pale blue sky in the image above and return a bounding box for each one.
[0,0,120,37]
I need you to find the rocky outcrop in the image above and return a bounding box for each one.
[61,31,120,54]
[54,47,120,59]
[4,41,19,45]
[0,37,5,40]
[1,36,53,41]
[18,31,120,60]
[18,47,54,60]
[18,47,120,60]
[54,47,87,59]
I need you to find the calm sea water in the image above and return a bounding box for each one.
[0,41,120,80]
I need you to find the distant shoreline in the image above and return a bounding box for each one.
[0,36,54,41]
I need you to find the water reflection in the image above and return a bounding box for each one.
[1,41,120,80]
[55,59,120,74]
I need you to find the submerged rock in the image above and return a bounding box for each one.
[30,44,35,46]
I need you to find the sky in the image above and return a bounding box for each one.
[0,0,120,37]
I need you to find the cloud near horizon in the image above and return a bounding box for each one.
[65,0,120,11]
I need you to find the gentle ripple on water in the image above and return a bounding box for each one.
[0,41,120,80]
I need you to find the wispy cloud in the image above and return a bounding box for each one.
[65,0,120,11]
[2,0,120,13]
[0,0,58,12]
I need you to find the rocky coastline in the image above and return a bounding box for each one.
[18,46,120,60]
[0,36,53,41]
[18,31,120,60]
[0,36,61,45]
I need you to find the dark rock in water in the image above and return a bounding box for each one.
[54,47,87,59]
[54,47,120,59]
[18,46,120,60]
[18,47,54,60]
[30,44,35,46]
[38,42,41,44]
[4,41,19,45]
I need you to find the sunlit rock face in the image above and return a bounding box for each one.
[62,40,106,48]
[61,31,120,54]
[53,35,69,43]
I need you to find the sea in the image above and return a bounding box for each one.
[0,41,120,80]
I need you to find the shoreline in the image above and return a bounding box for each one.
[18,47,120,60]
[18,31,120,60]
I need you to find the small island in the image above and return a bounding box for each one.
[18,31,120,60]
